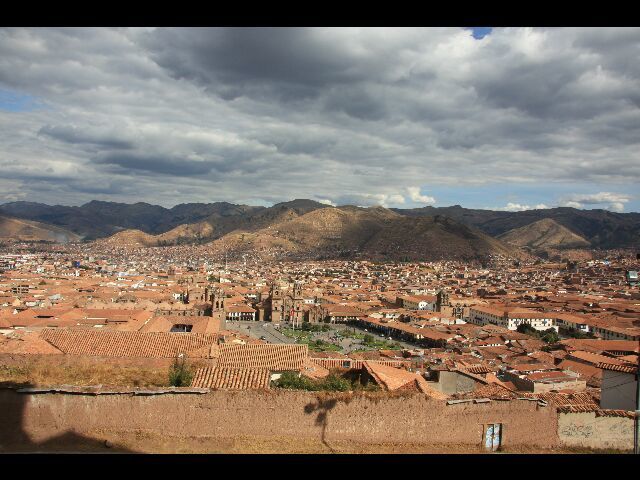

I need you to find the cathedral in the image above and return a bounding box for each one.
[260,282,306,323]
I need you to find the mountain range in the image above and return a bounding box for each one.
[1,199,638,259]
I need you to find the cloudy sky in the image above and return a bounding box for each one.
[0,27,638,212]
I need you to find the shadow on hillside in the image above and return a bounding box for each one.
[304,397,338,452]
[0,382,136,453]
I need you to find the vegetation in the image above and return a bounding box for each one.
[337,328,366,340]
[299,323,331,332]
[273,372,355,392]
[360,334,403,350]
[560,327,596,339]
[168,356,194,387]
[516,324,560,344]
[308,339,343,352]
[281,328,314,342]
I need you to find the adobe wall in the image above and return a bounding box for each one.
[0,388,559,452]
[558,412,634,451]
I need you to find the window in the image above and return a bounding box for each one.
[484,423,502,451]
[170,324,193,332]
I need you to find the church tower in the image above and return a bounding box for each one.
[436,289,450,311]
[270,283,283,322]
[211,287,225,312]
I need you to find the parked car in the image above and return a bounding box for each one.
[260,335,267,340]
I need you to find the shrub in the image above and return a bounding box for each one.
[321,374,351,392]
[168,356,193,387]
[273,371,318,391]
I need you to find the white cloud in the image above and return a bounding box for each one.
[495,203,550,212]
[407,187,436,205]
[560,192,632,212]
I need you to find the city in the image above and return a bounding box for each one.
[0,239,637,452]
[1,26,639,457]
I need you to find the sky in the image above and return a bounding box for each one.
[0,27,638,212]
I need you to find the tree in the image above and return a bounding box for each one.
[516,323,537,335]
[363,334,374,345]
[541,328,560,344]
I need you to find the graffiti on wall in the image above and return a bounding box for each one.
[560,424,594,438]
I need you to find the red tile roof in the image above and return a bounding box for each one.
[39,328,219,358]
[217,343,308,370]
[596,362,638,374]
[363,361,448,399]
[191,367,271,389]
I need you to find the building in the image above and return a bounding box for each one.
[469,306,557,332]
[262,282,306,323]
[396,294,436,311]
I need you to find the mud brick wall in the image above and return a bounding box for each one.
[0,389,559,451]
[558,412,634,451]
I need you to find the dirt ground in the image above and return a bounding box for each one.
[1,431,623,454]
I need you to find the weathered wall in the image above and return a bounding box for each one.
[433,371,477,394]
[558,412,634,451]
[0,389,559,452]
[600,370,637,411]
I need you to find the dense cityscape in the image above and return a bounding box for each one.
[0,239,637,452]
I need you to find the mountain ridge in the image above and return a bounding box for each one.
[1,199,638,249]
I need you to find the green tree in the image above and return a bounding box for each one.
[541,328,560,344]
[516,323,537,336]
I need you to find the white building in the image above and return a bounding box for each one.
[469,306,557,332]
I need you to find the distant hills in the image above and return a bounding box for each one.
[1,199,638,258]
[0,214,81,244]
[497,218,591,252]
[203,206,524,261]
[393,205,640,250]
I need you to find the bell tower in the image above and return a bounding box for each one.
[270,283,283,322]
[211,287,225,312]
[436,289,450,311]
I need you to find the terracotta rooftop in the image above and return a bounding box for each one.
[596,362,638,374]
[217,343,308,371]
[38,328,220,358]
[191,367,271,390]
[363,361,448,399]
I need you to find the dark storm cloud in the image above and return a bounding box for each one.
[93,152,221,176]
[141,28,369,101]
[39,124,134,149]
